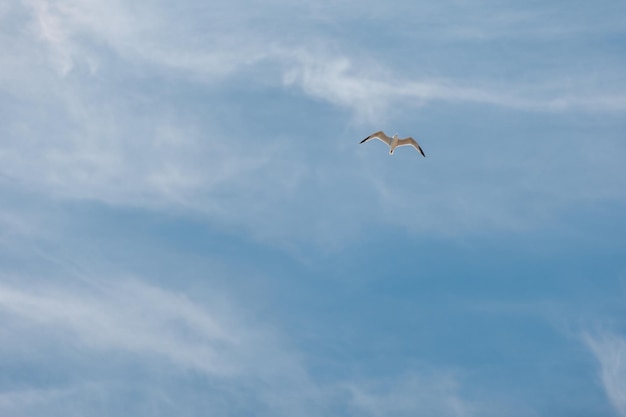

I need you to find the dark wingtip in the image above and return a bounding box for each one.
[359,137,369,144]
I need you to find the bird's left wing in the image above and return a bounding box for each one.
[360,131,392,146]
[397,137,426,157]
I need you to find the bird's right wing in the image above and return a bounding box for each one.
[360,131,391,146]
[397,137,426,157]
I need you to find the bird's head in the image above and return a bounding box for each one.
[393,133,398,139]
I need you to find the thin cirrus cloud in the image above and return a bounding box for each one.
[15,0,626,115]
[281,49,626,119]
[0,269,496,417]
[9,0,626,123]
[0,273,313,413]
[0,0,626,247]
[1,1,625,416]
[584,332,626,417]
[0,280,237,375]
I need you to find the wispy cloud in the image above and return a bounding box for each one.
[0,272,319,415]
[1,0,625,249]
[281,48,626,120]
[584,331,626,416]
[1,2,625,416]
[0,267,508,417]
[14,0,626,112]
[0,279,240,375]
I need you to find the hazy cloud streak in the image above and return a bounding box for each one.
[584,332,626,416]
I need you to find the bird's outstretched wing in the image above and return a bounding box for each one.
[360,131,392,146]
[397,137,426,157]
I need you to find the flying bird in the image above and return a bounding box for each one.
[360,131,426,157]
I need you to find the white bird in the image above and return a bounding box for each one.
[360,131,426,157]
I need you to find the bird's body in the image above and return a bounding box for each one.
[360,131,426,157]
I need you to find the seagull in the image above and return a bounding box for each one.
[360,131,426,157]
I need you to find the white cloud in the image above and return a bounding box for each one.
[21,0,275,79]
[1,0,625,249]
[12,0,626,111]
[584,332,626,416]
[0,271,325,416]
[281,48,626,119]
[0,279,237,374]
[0,271,508,417]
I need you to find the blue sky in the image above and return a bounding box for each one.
[1,0,626,415]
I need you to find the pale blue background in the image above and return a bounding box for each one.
[1,0,625,416]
